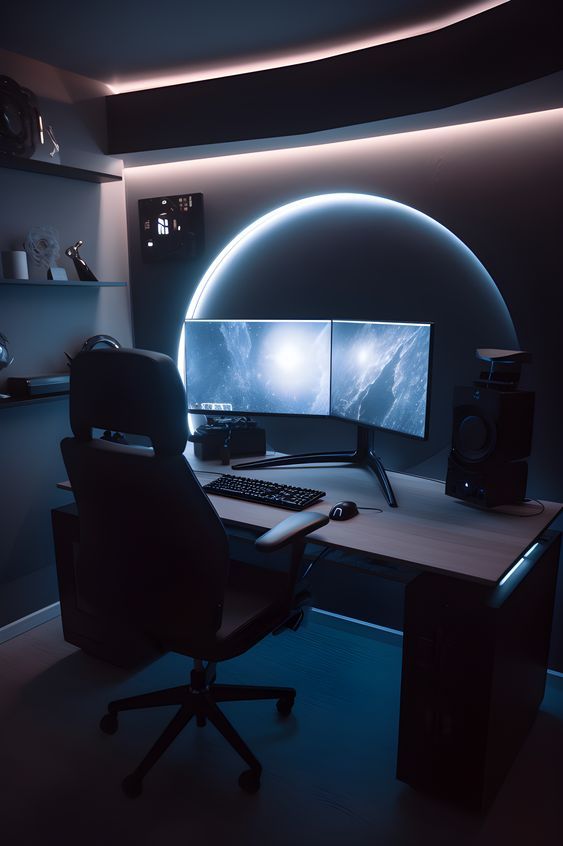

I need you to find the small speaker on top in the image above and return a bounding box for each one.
[445,349,534,508]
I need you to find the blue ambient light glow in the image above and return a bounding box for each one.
[499,540,542,586]
[499,557,526,587]
[311,607,403,638]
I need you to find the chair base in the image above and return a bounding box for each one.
[100,660,296,797]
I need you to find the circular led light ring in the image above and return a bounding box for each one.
[179,192,513,374]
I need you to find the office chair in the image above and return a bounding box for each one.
[60,347,328,798]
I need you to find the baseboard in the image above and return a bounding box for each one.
[310,607,404,645]
[0,602,61,645]
[2,602,561,678]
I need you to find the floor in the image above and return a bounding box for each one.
[1,611,563,846]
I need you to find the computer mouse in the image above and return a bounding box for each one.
[329,501,359,521]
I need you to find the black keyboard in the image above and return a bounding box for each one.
[202,474,325,511]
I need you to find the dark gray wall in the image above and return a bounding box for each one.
[0,50,131,628]
[124,105,563,666]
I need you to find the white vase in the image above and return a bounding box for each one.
[1,250,29,280]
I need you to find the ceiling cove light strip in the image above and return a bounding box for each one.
[109,1,509,93]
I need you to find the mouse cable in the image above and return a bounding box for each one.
[301,546,332,580]
[493,499,545,517]
[357,506,384,513]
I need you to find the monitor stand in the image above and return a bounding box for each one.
[231,424,398,507]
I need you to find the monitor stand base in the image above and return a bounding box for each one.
[231,425,398,507]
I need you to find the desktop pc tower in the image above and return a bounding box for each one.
[396,529,560,810]
[445,350,534,507]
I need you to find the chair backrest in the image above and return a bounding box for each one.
[61,348,230,649]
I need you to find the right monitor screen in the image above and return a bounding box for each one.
[331,320,433,439]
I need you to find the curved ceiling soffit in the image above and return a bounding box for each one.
[106,1,563,154]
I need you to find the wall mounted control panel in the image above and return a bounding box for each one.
[139,192,204,262]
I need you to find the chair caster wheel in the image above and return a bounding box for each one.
[238,769,261,794]
[122,774,143,798]
[276,695,295,717]
[100,713,118,734]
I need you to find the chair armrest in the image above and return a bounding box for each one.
[255,512,329,553]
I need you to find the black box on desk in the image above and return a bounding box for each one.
[190,421,266,461]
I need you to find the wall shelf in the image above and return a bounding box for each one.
[0,278,126,288]
[0,393,69,410]
[0,155,122,183]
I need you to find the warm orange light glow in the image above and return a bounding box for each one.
[109,2,509,94]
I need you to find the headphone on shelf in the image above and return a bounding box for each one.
[65,334,122,365]
[80,334,121,353]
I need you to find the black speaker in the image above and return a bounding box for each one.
[445,385,534,507]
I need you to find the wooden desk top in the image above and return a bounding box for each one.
[187,447,562,586]
[57,445,562,586]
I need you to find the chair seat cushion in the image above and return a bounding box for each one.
[170,560,291,662]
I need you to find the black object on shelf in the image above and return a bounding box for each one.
[7,373,69,399]
[0,75,38,158]
[65,240,98,281]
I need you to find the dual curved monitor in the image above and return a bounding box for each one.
[185,319,433,440]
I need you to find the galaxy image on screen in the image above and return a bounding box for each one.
[331,321,432,438]
[185,320,331,416]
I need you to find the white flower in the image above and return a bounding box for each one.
[24,226,60,269]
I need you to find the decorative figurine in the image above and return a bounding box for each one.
[65,240,98,282]
[24,225,60,279]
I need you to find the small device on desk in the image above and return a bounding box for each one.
[329,501,359,520]
[189,416,266,462]
[202,474,325,511]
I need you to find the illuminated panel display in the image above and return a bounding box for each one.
[185,319,331,416]
[331,320,432,439]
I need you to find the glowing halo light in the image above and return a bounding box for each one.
[178,191,512,378]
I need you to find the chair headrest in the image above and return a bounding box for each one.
[69,347,188,455]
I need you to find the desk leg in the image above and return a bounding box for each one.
[396,530,560,810]
[51,504,160,669]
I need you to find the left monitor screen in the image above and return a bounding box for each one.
[185,319,331,416]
